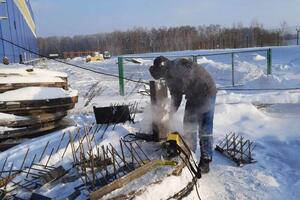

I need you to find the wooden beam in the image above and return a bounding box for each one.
[0,120,64,139]
[0,96,78,112]
[90,160,158,200]
[0,100,77,116]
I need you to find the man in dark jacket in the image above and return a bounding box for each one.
[149,56,217,173]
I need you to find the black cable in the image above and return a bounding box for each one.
[177,145,201,179]
[0,37,149,85]
[177,134,199,169]
[194,178,202,200]
[179,154,202,200]
[177,135,202,199]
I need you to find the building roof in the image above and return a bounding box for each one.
[14,0,36,37]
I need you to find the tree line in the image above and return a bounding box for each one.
[38,22,288,57]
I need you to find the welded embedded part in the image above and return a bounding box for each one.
[215,132,256,166]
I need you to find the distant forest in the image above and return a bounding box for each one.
[38,21,291,57]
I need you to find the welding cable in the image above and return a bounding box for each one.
[176,145,201,179]
[178,153,202,200]
[176,135,203,200]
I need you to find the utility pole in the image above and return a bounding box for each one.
[296,28,300,45]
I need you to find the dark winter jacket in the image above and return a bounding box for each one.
[164,58,217,113]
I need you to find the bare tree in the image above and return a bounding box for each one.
[38,22,286,57]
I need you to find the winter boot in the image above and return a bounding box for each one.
[198,158,211,174]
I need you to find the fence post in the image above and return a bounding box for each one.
[267,48,272,75]
[118,57,125,96]
[192,55,197,63]
[231,52,235,86]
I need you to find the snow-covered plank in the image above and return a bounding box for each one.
[0,87,78,102]
[0,81,68,93]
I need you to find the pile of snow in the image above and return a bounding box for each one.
[0,87,78,101]
[0,67,67,84]
[72,57,85,61]
[241,74,300,89]
[0,76,64,84]
[253,54,266,61]
[0,67,67,78]
[197,56,265,85]
[198,57,230,70]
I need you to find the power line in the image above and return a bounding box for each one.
[218,87,300,91]
[1,36,300,92]
[0,36,149,85]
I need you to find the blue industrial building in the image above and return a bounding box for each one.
[0,0,38,63]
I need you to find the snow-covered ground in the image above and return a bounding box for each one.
[0,46,300,199]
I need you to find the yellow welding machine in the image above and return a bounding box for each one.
[166,132,181,144]
[165,132,182,157]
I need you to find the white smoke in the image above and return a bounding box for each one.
[139,98,184,136]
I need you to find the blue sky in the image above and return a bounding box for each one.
[30,0,300,37]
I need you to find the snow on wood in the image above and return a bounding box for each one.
[0,112,28,122]
[0,87,78,102]
[0,67,68,79]
[0,67,69,93]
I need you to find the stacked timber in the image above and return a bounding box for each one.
[0,67,78,140]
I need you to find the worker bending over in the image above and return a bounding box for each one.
[149,56,217,173]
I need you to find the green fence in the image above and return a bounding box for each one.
[118,48,272,96]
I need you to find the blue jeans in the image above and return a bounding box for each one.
[183,96,216,160]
